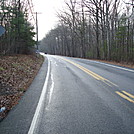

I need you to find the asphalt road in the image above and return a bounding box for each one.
[0,54,134,134]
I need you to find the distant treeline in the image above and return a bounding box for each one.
[0,0,36,55]
[40,0,134,63]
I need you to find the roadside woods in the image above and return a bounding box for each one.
[40,0,134,63]
[0,0,43,119]
[0,0,35,55]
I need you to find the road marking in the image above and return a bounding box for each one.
[102,80,112,87]
[89,60,134,73]
[122,91,134,99]
[116,91,134,103]
[48,73,54,104]
[61,58,118,87]
[28,58,50,134]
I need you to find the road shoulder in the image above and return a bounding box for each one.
[0,56,48,134]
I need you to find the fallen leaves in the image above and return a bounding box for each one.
[0,54,44,120]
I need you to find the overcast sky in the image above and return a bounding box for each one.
[32,0,65,40]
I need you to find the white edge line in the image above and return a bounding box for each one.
[89,60,134,73]
[48,73,54,104]
[28,57,50,134]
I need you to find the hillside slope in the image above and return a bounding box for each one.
[0,55,44,120]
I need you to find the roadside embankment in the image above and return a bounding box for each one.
[0,54,44,120]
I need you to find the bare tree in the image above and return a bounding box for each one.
[40,0,134,63]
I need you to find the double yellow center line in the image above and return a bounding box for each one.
[62,58,118,87]
[116,91,134,103]
[62,58,134,104]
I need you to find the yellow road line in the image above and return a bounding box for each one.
[61,58,118,87]
[105,80,118,87]
[102,80,112,87]
[116,91,134,103]
[122,91,134,99]
[76,65,101,80]
[64,58,103,80]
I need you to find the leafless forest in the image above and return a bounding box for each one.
[40,0,134,63]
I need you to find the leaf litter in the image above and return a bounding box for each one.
[0,54,44,121]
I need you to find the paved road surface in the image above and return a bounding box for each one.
[0,54,134,134]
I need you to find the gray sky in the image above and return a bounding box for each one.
[32,0,65,40]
